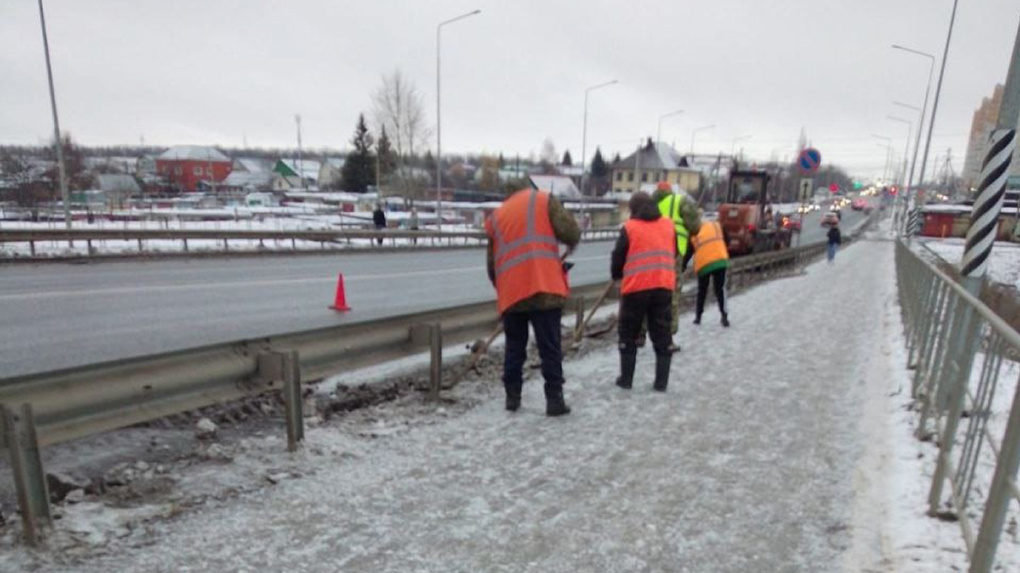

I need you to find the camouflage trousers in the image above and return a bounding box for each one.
[639,260,685,339]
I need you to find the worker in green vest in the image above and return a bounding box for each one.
[638,182,701,347]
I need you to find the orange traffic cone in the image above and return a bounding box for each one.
[329,273,351,311]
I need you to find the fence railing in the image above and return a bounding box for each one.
[0,218,872,546]
[0,227,619,258]
[896,239,1020,573]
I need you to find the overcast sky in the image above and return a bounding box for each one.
[2,0,1018,178]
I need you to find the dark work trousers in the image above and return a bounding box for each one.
[618,289,673,356]
[502,308,565,400]
[696,268,728,319]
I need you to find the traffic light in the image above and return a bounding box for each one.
[829,183,839,193]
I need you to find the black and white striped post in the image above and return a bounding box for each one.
[947,16,1020,573]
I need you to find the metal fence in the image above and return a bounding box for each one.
[0,227,620,258]
[896,239,1020,573]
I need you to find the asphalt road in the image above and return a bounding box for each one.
[0,206,867,378]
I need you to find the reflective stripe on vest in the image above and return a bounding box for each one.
[621,218,676,295]
[488,190,568,313]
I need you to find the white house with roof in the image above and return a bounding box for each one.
[611,140,701,194]
[529,174,581,199]
[319,157,346,189]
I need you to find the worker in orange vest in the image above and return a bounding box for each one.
[486,188,580,416]
[691,216,731,327]
[610,192,678,392]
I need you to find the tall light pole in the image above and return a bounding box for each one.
[887,116,912,188]
[893,100,925,200]
[37,0,70,229]
[892,44,935,206]
[656,108,684,148]
[872,134,894,184]
[436,8,480,231]
[580,79,618,198]
[689,124,715,156]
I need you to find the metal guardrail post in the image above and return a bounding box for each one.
[281,350,304,452]
[429,323,442,400]
[2,403,52,547]
[970,369,1020,572]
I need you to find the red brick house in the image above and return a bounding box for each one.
[156,146,232,192]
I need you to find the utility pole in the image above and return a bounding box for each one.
[917,0,960,203]
[37,0,70,230]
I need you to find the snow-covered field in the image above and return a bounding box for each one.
[919,238,1020,291]
[2,229,1015,571]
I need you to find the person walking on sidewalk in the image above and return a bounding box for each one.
[486,188,580,416]
[691,218,731,327]
[409,207,420,246]
[611,192,678,392]
[373,204,387,246]
[827,222,842,263]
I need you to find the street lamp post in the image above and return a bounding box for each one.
[887,116,913,227]
[436,8,480,231]
[892,44,935,208]
[873,134,894,184]
[580,79,618,198]
[37,0,70,230]
[689,124,716,156]
[656,109,684,149]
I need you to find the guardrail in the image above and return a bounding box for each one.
[896,239,1020,573]
[0,227,619,258]
[0,215,873,546]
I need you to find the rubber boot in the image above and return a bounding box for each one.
[721,313,730,328]
[616,350,637,390]
[693,315,702,325]
[545,384,571,417]
[504,381,522,412]
[652,352,672,392]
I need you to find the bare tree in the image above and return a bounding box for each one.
[371,69,433,201]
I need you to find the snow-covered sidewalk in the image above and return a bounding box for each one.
[5,238,959,572]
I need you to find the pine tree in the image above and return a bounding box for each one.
[591,147,608,178]
[341,114,376,193]
[423,150,437,174]
[498,152,505,168]
[376,126,395,177]
[612,152,622,165]
[562,150,573,167]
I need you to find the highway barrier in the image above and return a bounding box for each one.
[897,239,1020,573]
[0,227,619,260]
[0,214,875,546]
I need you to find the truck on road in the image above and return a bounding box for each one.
[718,170,792,256]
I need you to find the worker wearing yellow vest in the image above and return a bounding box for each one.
[647,182,701,338]
[486,188,580,416]
[690,216,731,327]
[610,192,678,392]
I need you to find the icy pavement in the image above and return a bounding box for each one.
[4,237,955,572]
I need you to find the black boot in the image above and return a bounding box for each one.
[504,381,521,412]
[721,314,730,328]
[545,384,571,417]
[693,315,702,325]
[616,350,637,390]
[653,352,672,392]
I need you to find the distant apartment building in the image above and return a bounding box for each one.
[156,146,232,192]
[962,84,1020,189]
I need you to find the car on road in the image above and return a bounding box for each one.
[782,216,802,232]
[821,211,840,226]
[851,199,867,211]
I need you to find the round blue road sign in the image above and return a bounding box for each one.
[798,148,821,174]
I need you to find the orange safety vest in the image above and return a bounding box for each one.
[485,190,568,313]
[693,221,730,275]
[621,217,676,295]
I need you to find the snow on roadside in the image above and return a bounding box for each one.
[919,238,1020,291]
